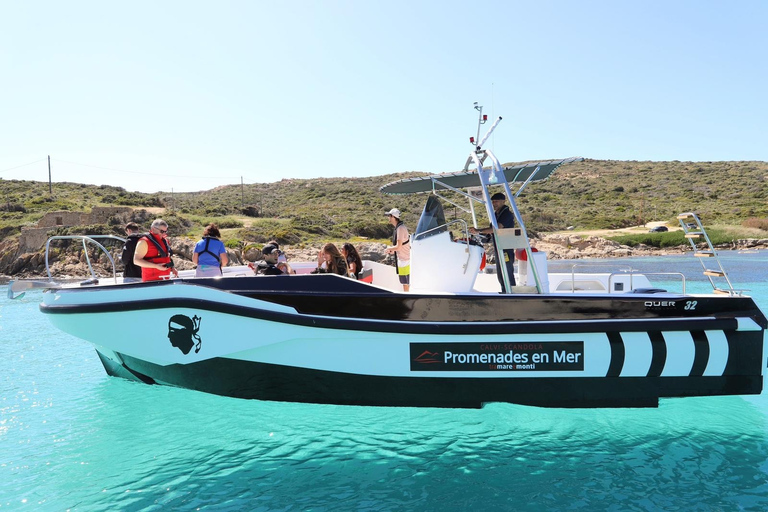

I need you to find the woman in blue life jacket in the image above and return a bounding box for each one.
[193,223,228,277]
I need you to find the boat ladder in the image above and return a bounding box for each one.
[677,212,739,296]
[474,152,542,294]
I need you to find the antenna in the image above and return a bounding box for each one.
[469,102,489,149]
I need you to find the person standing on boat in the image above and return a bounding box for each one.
[120,222,143,281]
[469,192,516,291]
[133,219,178,282]
[192,223,228,277]
[385,208,410,292]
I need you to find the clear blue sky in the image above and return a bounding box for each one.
[1,1,766,193]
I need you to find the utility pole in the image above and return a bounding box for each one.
[48,155,52,194]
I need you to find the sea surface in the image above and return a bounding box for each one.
[2,252,768,511]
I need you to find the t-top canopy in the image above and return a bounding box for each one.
[380,157,583,195]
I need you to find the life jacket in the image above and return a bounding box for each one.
[254,261,283,276]
[140,233,172,282]
[199,237,221,268]
[391,221,410,264]
[121,233,143,278]
[391,221,411,248]
[391,221,405,246]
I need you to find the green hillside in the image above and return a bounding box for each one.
[2,159,767,246]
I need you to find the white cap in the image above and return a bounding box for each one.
[385,208,401,218]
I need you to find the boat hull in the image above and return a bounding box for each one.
[41,277,768,408]
[100,352,762,409]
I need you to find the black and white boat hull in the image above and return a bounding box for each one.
[41,277,767,408]
[22,107,768,409]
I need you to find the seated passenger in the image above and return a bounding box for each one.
[248,244,295,275]
[312,243,349,276]
[341,242,363,279]
[266,240,288,265]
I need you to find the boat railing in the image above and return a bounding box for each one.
[608,272,686,295]
[567,264,635,293]
[564,263,686,294]
[413,219,475,274]
[45,235,125,283]
[8,234,125,299]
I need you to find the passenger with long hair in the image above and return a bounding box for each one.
[341,243,363,279]
[311,243,349,276]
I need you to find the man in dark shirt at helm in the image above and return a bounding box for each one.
[469,192,517,291]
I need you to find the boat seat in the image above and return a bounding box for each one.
[359,268,373,283]
[628,287,668,294]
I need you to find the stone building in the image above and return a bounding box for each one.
[18,206,133,252]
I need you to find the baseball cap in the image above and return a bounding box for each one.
[385,208,401,218]
[262,244,279,255]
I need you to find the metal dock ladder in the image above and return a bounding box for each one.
[677,212,738,295]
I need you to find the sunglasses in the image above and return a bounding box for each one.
[156,228,168,234]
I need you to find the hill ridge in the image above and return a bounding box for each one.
[2,159,766,245]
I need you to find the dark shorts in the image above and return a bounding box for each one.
[396,259,410,285]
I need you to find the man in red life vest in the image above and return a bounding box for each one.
[133,219,179,282]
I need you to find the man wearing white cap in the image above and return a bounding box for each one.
[384,208,410,292]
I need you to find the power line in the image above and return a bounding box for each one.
[0,158,47,175]
[2,156,265,190]
[51,158,241,180]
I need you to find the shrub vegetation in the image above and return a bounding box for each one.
[1,160,766,248]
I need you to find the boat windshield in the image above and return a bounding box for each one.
[415,195,448,239]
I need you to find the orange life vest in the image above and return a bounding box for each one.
[140,233,172,282]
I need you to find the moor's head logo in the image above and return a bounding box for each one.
[167,314,202,355]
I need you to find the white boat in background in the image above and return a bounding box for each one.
[9,105,767,408]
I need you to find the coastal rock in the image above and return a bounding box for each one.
[170,238,194,260]
[243,246,261,262]
[227,248,243,265]
[532,235,637,260]
[1,233,767,278]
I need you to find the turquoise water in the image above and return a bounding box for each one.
[2,252,768,511]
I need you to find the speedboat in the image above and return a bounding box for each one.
[10,106,767,408]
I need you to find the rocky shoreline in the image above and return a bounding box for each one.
[2,233,766,281]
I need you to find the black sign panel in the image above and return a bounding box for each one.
[410,342,584,372]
